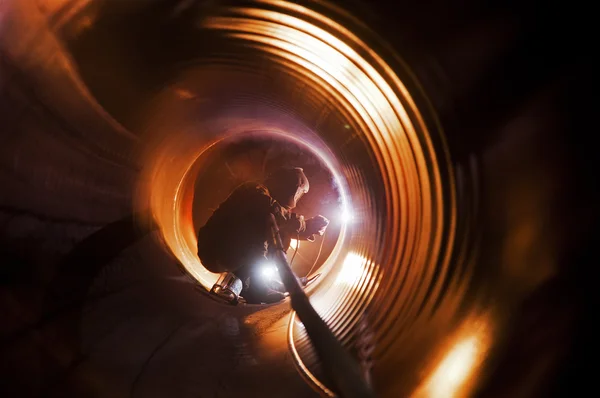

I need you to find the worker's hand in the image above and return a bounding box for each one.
[305,215,329,239]
[284,213,306,233]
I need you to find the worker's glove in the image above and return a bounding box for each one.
[284,213,306,234]
[302,215,329,241]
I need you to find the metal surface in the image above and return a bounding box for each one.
[0,0,595,397]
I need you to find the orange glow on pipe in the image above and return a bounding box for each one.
[138,0,457,395]
[414,316,492,398]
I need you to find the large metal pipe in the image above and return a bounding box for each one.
[0,0,594,397]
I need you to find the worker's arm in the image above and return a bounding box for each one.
[298,215,330,241]
[244,184,329,246]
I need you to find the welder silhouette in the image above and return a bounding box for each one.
[197,167,329,303]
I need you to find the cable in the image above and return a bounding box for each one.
[306,229,327,278]
[289,232,300,266]
[289,229,327,277]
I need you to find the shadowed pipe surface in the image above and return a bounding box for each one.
[0,0,595,397]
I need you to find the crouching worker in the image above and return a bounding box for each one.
[197,167,329,304]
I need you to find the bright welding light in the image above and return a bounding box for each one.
[340,206,354,224]
[261,263,279,281]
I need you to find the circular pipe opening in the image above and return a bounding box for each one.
[135,1,458,394]
[189,132,349,285]
[1,0,589,396]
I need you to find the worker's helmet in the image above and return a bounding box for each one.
[264,167,309,209]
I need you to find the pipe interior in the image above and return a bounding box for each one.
[0,0,594,397]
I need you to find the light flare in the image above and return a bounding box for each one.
[339,206,354,224]
[335,252,370,287]
[415,317,492,398]
[261,262,280,281]
[289,238,299,251]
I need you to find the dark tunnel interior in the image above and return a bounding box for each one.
[0,0,596,397]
